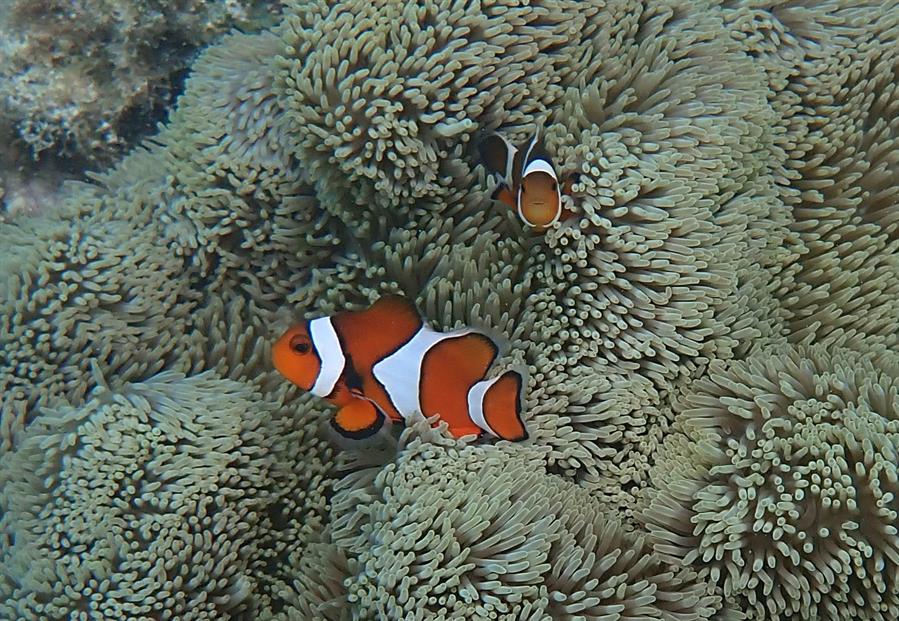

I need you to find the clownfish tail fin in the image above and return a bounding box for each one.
[470,369,528,442]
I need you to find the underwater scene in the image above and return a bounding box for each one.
[1,0,898,619]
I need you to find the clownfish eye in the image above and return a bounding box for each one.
[290,335,312,355]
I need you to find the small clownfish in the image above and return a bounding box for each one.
[272,295,528,442]
[478,128,579,232]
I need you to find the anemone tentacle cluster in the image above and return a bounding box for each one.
[1,0,898,619]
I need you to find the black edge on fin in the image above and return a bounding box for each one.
[490,183,511,201]
[521,127,541,166]
[506,370,528,441]
[330,410,385,440]
[522,131,554,172]
[478,133,518,183]
[370,293,424,323]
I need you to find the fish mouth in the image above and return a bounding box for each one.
[526,200,556,214]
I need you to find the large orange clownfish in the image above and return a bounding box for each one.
[479,128,579,232]
[272,295,528,441]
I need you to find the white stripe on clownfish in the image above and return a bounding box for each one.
[478,125,574,231]
[499,134,520,189]
[272,295,528,441]
[466,376,497,437]
[372,325,478,421]
[517,158,561,228]
[308,316,345,397]
[521,127,541,167]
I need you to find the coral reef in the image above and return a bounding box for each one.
[0,0,285,224]
[0,0,897,619]
[0,0,282,166]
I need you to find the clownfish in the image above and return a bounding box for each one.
[478,128,579,231]
[272,295,528,442]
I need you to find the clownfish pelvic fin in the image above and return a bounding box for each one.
[331,397,385,439]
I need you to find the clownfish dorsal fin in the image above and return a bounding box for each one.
[478,133,519,187]
[364,293,423,326]
[333,293,423,342]
[521,126,555,173]
[521,126,541,167]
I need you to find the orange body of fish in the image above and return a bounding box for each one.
[272,295,528,441]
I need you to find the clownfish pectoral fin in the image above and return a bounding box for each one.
[469,370,528,441]
[561,172,581,196]
[331,398,384,439]
[478,133,518,184]
[490,183,517,210]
